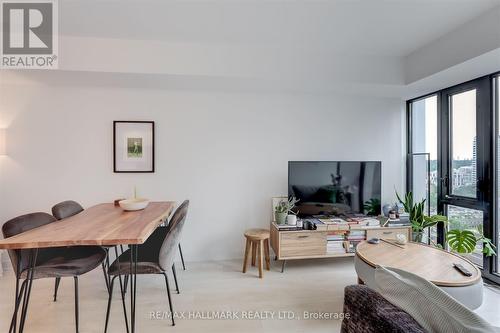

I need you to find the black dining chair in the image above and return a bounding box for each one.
[2,212,107,333]
[105,200,189,331]
[51,200,114,297]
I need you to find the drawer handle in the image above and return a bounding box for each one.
[297,235,309,238]
[383,231,393,235]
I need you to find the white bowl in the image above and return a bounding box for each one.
[119,198,150,211]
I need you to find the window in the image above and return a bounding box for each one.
[407,72,499,284]
[450,89,477,198]
[408,95,438,243]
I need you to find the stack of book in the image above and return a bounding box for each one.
[327,230,346,242]
[346,230,366,242]
[309,219,327,231]
[326,240,345,254]
[272,222,302,231]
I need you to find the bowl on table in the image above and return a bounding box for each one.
[119,198,150,211]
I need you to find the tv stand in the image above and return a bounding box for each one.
[269,222,411,272]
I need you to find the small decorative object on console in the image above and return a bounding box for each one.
[274,197,299,225]
[395,233,407,245]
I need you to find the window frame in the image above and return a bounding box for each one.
[407,71,500,285]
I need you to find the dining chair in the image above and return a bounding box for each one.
[105,200,189,331]
[51,200,113,297]
[2,212,107,333]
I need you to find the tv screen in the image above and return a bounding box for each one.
[288,161,381,216]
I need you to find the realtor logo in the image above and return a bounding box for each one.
[1,0,58,69]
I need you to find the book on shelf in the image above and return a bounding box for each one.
[326,240,346,254]
[348,230,366,236]
[347,237,366,242]
[310,219,327,231]
[327,236,345,241]
[272,222,302,231]
[318,218,348,225]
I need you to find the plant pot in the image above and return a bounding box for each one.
[275,212,287,225]
[412,231,424,243]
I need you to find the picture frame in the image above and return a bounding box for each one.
[113,121,155,173]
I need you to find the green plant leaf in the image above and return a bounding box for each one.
[446,229,477,254]
[478,236,497,257]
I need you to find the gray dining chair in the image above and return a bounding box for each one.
[2,212,107,333]
[105,200,189,331]
[51,200,113,297]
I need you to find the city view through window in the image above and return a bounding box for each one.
[411,92,483,265]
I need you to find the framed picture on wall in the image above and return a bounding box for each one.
[113,121,155,173]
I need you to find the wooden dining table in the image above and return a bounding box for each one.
[0,201,175,333]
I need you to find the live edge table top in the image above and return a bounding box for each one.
[0,201,176,250]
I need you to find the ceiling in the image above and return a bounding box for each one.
[60,0,500,56]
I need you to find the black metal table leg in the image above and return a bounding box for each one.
[129,245,138,333]
[18,248,38,333]
[114,246,129,333]
[74,276,79,333]
[9,278,26,333]
[53,277,61,302]
[281,260,286,273]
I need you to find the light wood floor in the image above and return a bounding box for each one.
[0,257,499,332]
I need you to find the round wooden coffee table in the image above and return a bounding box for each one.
[355,240,483,309]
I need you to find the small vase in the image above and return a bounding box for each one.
[275,212,287,225]
[412,231,424,243]
[287,215,297,226]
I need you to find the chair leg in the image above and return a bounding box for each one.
[53,277,61,302]
[172,263,180,294]
[178,243,186,270]
[74,276,79,333]
[162,273,175,326]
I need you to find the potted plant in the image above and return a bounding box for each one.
[396,191,447,243]
[446,227,496,258]
[275,197,299,225]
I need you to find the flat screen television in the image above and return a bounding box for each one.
[288,161,381,217]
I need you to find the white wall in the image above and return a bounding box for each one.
[0,73,405,263]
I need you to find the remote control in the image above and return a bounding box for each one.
[453,263,472,277]
[367,238,380,244]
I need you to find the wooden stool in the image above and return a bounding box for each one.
[242,228,270,278]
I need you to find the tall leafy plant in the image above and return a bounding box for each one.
[395,191,447,243]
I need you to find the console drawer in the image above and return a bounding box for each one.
[366,228,410,240]
[280,231,326,258]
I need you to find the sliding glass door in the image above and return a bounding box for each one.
[408,73,499,284]
[440,79,490,268]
